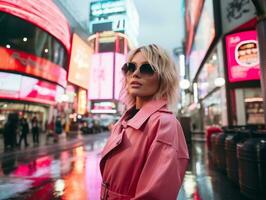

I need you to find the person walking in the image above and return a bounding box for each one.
[3,113,19,151]
[31,116,39,144]
[18,117,29,147]
[99,44,189,199]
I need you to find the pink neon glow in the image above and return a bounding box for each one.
[0,72,63,105]
[226,30,260,82]
[88,53,114,100]
[114,53,126,100]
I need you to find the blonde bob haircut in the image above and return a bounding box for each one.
[119,44,179,112]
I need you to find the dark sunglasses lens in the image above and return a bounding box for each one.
[122,63,136,74]
[140,64,155,75]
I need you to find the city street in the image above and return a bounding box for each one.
[0,132,247,200]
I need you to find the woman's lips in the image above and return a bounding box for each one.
[130,81,142,87]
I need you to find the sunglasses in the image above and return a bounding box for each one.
[121,62,156,75]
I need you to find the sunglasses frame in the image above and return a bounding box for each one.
[122,62,156,76]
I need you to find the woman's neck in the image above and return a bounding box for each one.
[135,97,152,109]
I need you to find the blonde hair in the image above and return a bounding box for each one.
[119,44,179,112]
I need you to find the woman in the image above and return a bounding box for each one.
[100,44,189,200]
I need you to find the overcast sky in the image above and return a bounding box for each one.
[134,0,185,56]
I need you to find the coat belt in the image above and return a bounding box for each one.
[100,182,132,200]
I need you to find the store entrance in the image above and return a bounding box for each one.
[0,102,49,134]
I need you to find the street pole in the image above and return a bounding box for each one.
[252,0,266,126]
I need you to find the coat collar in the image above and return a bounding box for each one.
[123,99,169,130]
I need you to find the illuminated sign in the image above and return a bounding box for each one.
[0,47,67,87]
[68,34,92,89]
[77,89,87,115]
[114,53,126,99]
[90,0,126,17]
[226,30,260,82]
[88,53,114,100]
[91,101,117,113]
[0,72,64,105]
[189,0,215,81]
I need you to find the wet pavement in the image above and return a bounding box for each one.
[178,136,248,200]
[0,132,107,200]
[0,132,248,200]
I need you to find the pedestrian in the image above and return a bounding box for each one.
[46,117,56,144]
[3,113,19,151]
[31,116,39,144]
[99,44,189,199]
[18,117,29,147]
[55,116,63,138]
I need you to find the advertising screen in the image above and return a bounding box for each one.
[114,53,126,99]
[0,47,67,87]
[188,0,215,81]
[0,72,63,105]
[226,30,260,82]
[88,53,114,100]
[68,34,93,89]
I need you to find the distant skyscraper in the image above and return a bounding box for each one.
[89,0,139,46]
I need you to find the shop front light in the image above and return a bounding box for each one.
[180,79,190,90]
[214,77,225,87]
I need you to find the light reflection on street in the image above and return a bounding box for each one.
[0,135,107,200]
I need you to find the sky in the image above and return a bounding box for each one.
[133,0,185,56]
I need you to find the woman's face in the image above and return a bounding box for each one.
[126,52,160,101]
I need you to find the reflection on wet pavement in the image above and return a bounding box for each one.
[0,133,248,200]
[0,134,107,200]
[178,141,248,200]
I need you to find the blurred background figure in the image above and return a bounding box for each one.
[18,117,29,147]
[31,116,39,145]
[55,116,63,137]
[3,113,19,151]
[46,117,57,144]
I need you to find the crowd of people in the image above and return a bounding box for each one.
[2,113,63,151]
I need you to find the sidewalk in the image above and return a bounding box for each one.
[0,131,108,159]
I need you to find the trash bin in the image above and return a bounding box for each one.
[225,130,249,185]
[206,126,222,151]
[237,131,266,199]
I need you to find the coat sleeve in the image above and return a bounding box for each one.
[132,115,189,200]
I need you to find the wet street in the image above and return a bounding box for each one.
[0,133,107,200]
[0,133,247,200]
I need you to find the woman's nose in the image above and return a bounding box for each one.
[132,67,141,77]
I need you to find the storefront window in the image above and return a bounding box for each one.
[235,88,264,125]
[203,90,224,126]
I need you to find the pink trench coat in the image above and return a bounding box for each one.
[100,100,189,200]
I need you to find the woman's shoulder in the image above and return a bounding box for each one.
[147,109,184,143]
[149,108,177,124]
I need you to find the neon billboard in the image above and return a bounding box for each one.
[0,47,67,87]
[0,72,64,105]
[68,34,93,89]
[88,53,114,100]
[226,30,260,82]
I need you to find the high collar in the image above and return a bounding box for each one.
[121,99,170,130]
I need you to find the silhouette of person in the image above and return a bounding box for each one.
[31,116,39,144]
[19,117,29,147]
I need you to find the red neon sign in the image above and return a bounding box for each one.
[0,47,67,87]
